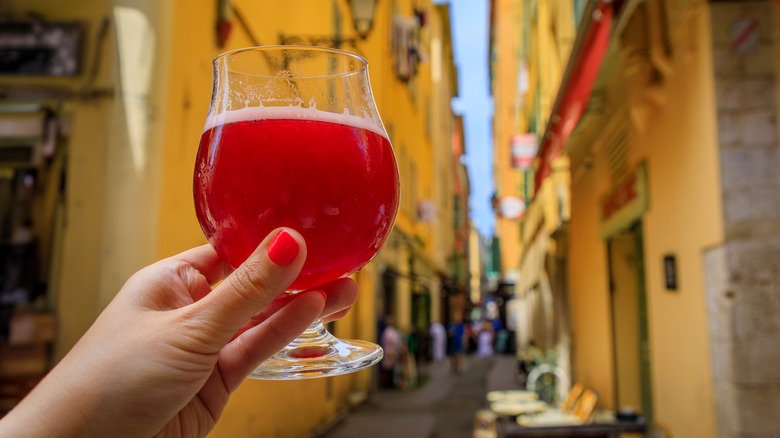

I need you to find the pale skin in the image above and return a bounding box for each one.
[0,228,358,437]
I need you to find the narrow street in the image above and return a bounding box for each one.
[321,355,520,438]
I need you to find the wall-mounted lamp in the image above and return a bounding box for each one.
[279,0,379,49]
[349,0,379,39]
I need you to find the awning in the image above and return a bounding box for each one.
[534,0,614,194]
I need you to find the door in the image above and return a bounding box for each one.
[608,223,653,423]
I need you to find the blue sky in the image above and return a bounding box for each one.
[444,0,495,237]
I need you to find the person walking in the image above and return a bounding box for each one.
[476,320,495,357]
[379,316,402,388]
[448,317,466,374]
[429,321,447,362]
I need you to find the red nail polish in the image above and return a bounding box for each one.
[268,230,299,265]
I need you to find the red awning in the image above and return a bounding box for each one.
[534,1,613,193]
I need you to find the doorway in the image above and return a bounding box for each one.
[607,222,653,423]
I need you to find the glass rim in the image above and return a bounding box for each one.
[213,45,369,80]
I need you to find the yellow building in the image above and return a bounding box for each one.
[0,0,462,435]
[489,0,522,282]
[490,0,581,280]
[504,0,780,436]
[489,0,582,376]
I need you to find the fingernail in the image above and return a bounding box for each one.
[268,230,299,265]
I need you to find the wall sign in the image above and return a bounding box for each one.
[730,18,759,54]
[663,254,678,291]
[600,162,649,239]
[510,133,538,170]
[497,196,525,220]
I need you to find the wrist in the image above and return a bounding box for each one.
[0,366,100,437]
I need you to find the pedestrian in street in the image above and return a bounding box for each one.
[429,321,447,362]
[0,229,358,437]
[448,316,466,374]
[379,315,402,388]
[476,320,495,357]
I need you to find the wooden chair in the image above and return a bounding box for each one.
[560,383,585,413]
[573,389,599,423]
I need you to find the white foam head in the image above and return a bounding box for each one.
[204,106,388,139]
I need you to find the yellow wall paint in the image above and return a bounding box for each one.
[156,0,217,259]
[492,0,578,281]
[631,9,721,436]
[569,6,720,437]
[492,0,522,275]
[568,161,615,408]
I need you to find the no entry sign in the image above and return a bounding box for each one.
[731,18,759,54]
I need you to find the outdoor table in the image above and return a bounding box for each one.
[496,416,647,438]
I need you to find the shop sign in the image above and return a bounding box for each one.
[497,196,525,220]
[417,199,436,223]
[511,133,538,170]
[600,163,648,239]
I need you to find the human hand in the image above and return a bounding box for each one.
[0,228,358,437]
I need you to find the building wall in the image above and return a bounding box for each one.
[0,0,172,359]
[491,0,523,277]
[1,0,459,435]
[492,0,579,363]
[429,5,457,286]
[568,160,614,407]
[569,4,721,436]
[491,0,579,285]
[634,9,720,435]
[707,1,780,436]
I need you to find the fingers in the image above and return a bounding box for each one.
[188,228,306,344]
[321,307,351,324]
[228,292,304,341]
[230,278,358,340]
[168,244,233,285]
[318,278,358,322]
[218,290,326,392]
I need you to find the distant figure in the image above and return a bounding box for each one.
[448,318,466,374]
[379,316,402,388]
[476,321,494,357]
[466,319,478,353]
[429,321,447,362]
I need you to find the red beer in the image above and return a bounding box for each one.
[194,107,400,291]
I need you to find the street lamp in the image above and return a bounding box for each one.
[279,0,379,49]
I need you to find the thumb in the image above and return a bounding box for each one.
[189,228,306,345]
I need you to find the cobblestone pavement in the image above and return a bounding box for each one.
[320,355,521,438]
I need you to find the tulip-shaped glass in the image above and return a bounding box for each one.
[193,46,400,379]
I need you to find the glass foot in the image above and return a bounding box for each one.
[249,320,384,380]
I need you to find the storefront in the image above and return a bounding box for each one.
[599,162,653,423]
[515,158,573,384]
[566,2,723,435]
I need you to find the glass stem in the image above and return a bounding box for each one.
[293,319,331,345]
